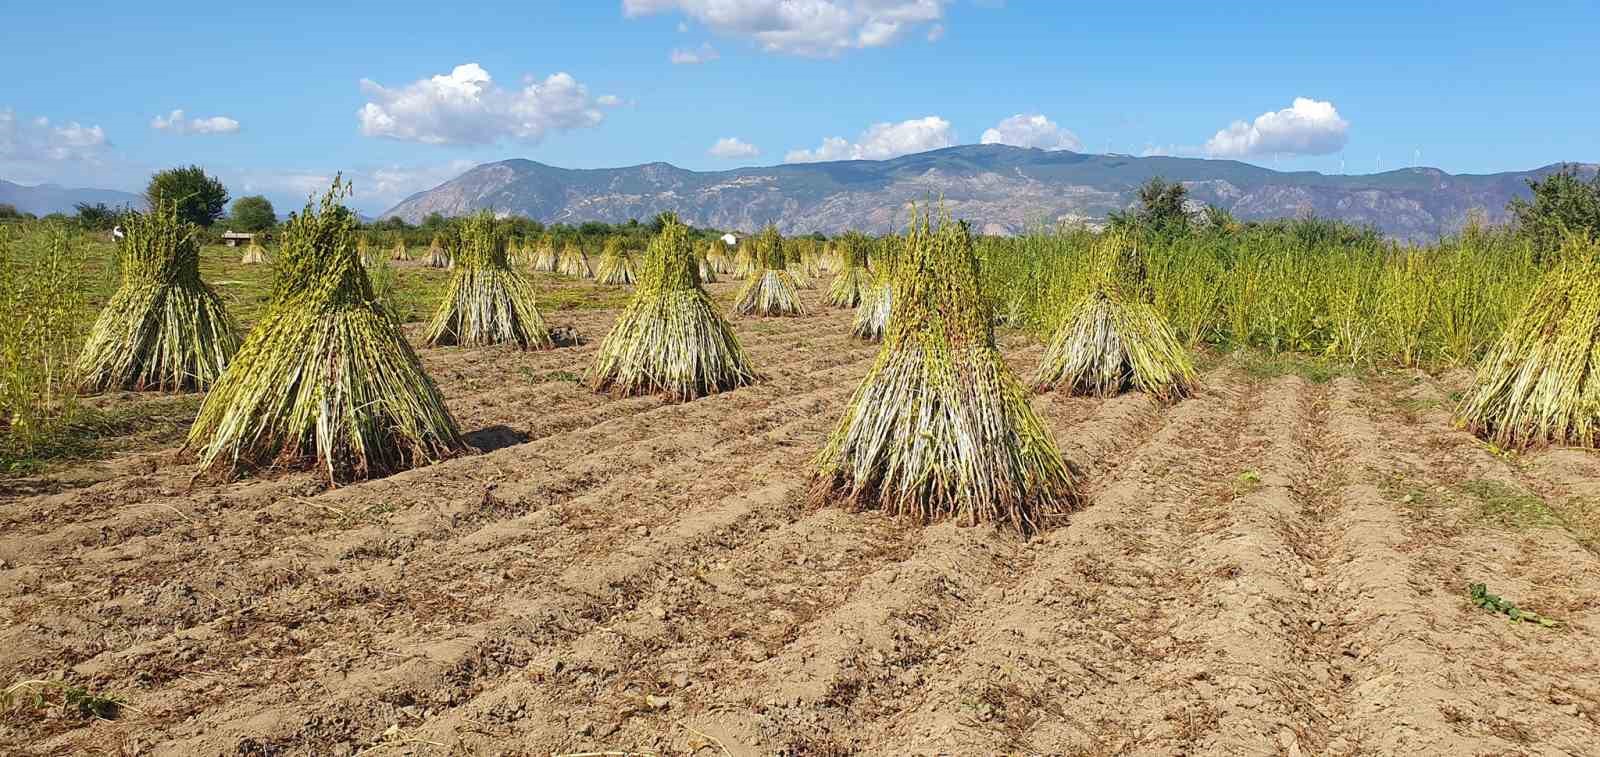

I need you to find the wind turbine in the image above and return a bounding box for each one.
[1414,147,1422,167]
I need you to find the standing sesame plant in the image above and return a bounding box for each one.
[75,199,240,393]
[812,209,1080,533]
[851,235,899,341]
[1458,238,1600,448]
[826,232,871,308]
[588,215,758,401]
[732,225,804,316]
[595,237,637,285]
[558,241,593,278]
[422,233,449,268]
[424,211,552,349]
[1032,232,1198,402]
[185,179,467,483]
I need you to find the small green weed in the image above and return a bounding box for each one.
[1459,479,1559,529]
[2,679,126,719]
[1468,583,1560,628]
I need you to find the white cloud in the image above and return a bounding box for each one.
[232,159,479,214]
[670,43,720,64]
[926,24,945,41]
[357,63,618,146]
[624,0,946,57]
[785,116,954,163]
[1203,97,1350,159]
[708,137,760,159]
[150,109,241,135]
[0,108,113,183]
[979,113,1080,151]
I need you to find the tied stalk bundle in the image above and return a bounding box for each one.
[390,239,412,261]
[731,225,805,317]
[707,238,733,274]
[595,237,638,285]
[1032,233,1198,402]
[698,247,719,283]
[850,236,900,341]
[558,242,593,279]
[1458,238,1600,448]
[424,211,552,349]
[732,238,758,279]
[587,215,758,401]
[812,209,1081,533]
[75,199,240,392]
[532,236,558,272]
[786,239,815,289]
[826,232,871,308]
[422,234,449,268]
[240,237,267,265]
[184,179,467,483]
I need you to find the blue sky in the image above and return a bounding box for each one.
[2,1,1597,213]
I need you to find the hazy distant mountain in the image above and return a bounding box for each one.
[0,180,144,216]
[380,145,1596,242]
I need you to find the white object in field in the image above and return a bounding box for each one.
[721,233,738,246]
[112,225,125,241]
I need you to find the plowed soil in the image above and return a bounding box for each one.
[3,282,1598,756]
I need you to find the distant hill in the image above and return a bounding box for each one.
[381,145,1596,242]
[0,180,144,216]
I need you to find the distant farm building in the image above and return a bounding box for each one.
[721,233,739,247]
[221,231,255,247]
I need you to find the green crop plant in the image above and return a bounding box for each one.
[424,211,552,349]
[595,236,638,285]
[732,225,804,316]
[74,199,239,393]
[185,178,468,483]
[0,223,88,463]
[587,214,758,400]
[813,207,1081,533]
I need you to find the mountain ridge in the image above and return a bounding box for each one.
[0,180,144,216]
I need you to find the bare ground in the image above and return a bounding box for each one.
[2,283,1597,756]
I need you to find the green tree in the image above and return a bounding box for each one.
[146,165,229,227]
[73,202,118,231]
[0,203,23,220]
[1509,166,1600,255]
[229,195,276,231]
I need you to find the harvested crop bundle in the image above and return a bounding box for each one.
[850,235,899,341]
[595,237,637,285]
[558,242,593,279]
[1033,233,1197,402]
[707,237,733,274]
[1459,241,1600,448]
[390,239,411,261]
[240,237,267,265]
[75,199,239,392]
[813,209,1080,533]
[424,211,552,349]
[185,179,466,483]
[587,214,757,401]
[422,234,450,268]
[826,232,871,308]
[732,225,804,317]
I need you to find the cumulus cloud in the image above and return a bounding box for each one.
[980,113,1080,151]
[670,43,720,64]
[624,0,946,57]
[0,108,109,164]
[232,159,480,214]
[357,63,619,146]
[1204,97,1350,159]
[150,109,241,135]
[707,137,760,159]
[785,116,954,163]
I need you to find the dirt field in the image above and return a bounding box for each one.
[2,282,1598,756]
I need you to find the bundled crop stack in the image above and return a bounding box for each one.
[1458,239,1600,448]
[558,241,593,279]
[185,179,466,483]
[826,232,871,308]
[698,246,719,283]
[240,237,267,264]
[422,233,450,268]
[707,238,732,274]
[424,211,552,349]
[75,199,240,392]
[732,225,805,316]
[533,235,558,272]
[812,209,1080,533]
[1032,233,1197,402]
[587,215,758,401]
[851,236,899,341]
[732,239,757,279]
[390,239,411,262]
[786,240,815,289]
[595,237,638,285]
[358,236,375,266]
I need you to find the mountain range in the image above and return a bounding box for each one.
[381,145,1595,242]
[0,180,143,216]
